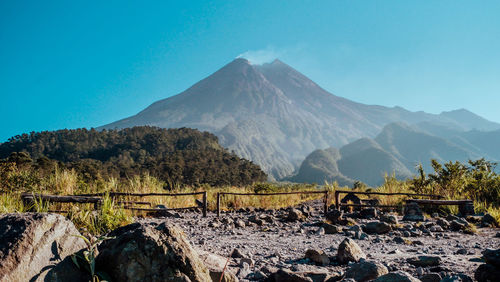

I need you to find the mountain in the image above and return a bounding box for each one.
[291,123,498,186]
[101,58,500,179]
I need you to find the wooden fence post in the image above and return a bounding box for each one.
[324,191,329,216]
[335,191,340,211]
[202,191,207,217]
[216,192,221,217]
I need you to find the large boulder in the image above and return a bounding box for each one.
[304,249,330,266]
[96,221,211,282]
[344,261,388,282]
[337,238,366,264]
[0,213,87,282]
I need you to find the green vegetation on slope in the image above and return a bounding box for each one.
[0,126,267,188]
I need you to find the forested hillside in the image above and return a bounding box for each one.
[0,126,267,188]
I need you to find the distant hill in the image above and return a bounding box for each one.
[0,126,267,188]
[290,123,498,186]
[100,58,500,179]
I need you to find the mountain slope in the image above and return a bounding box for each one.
[292,123,497,186]
[101,58,500,179]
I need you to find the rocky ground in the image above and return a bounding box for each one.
[143,200,500,281]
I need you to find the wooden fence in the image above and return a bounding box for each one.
[216,190,330,216]
[21,191,208,217]
[333,190,444,210]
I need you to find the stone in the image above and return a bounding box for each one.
[337,238,366,264]
[441,274,473,282]
[481,213,498,227]
[436,218,450,229]
[237,262,251,279]
[403,202,424,221]
[272,269,313,282]
[420,273,442,282]
[96,221,211,282]
[360,208,378,219]
[344,261,388,282]
[394,236,412,245]
[450,220,467,231]
[210,271,239,282]
[316,227,325,235]
[239,257,255,267]
[380,214,398,224]
[234,219,246,228]
[287,208,305,222]
[482,248,500,267]
[248,215,264,226]
[407,256,441,267]
[0,213,87,282]
[305,249,330,266]
[373,271,420,282]
[231,248,245,258]
[326,210,344,224]
[322,223,343,234]
[363,221,391,234]
[475,263,500,282]
[429,226,444,232]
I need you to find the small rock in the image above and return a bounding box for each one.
[360,208,378,219]
[322,223,343,234]
[380,214,398,224]
[287,208,305,222]
[363,221,392,234]
[482,248,500,267]
[305,249,330,266]
[394,236,412,245]
[407,256,441,267]
[231,248,245,258]
[337,238,366,264]
[420,273,442,282]
[373,271,420,282]
[316,227,325,235]
[272,269,313,282]
[344,261,389,281]
[326,210,344,224]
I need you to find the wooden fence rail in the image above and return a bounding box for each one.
[333,190,444,211]
[20,191,208,217]
[216,190,329,217]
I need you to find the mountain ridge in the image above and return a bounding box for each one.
[101,58,500,179]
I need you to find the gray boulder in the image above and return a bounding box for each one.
[0,213,87,282]
[374,271,420,282]
[482,248,500,267]
[475,263,500,282]
[407,256,441,267]
[344,261,388,282]
[337,238,366,264]
[363,221,391,234]
[96,221,211,282]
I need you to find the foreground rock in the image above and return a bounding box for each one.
[374,271,420,282]
[96,221,211,282]
[0,213,87,282]
[337,238,366,264]
[344,261,388,281]
[475,248,500,282]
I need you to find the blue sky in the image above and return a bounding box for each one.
[1,1,500,141]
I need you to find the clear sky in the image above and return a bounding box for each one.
[1,1,500,141]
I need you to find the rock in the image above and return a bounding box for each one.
[0,213,87,282]
[210,271,239,282]
[326,210,344,224]
[337,238,366,264]
[482,248,500,267]
[322,223,343,234]
[344,261,389,281]
[316,227,325,235]
[231,248,245,258]
[287,208,305,222]
[272,269,313,282]
[360,208,378,219]
[429,226,444,232]
[394,236,412,245]
[363,221,391,234]
[407,256,441,267]
[373,271,420,282]
[420,273,441,282]
[436,218,450,229]
[450,220,467,231]
[96,221,211,282]
[403,202,424,221]
[380,214,398,224]
[237,262,251,279]
[441,274,473,282]
[482,213,498,227]
[234,219,246,228]
[475,263,500,282]
[305,249,330,265]
[239,257,255,267]
[248,215,264,226]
